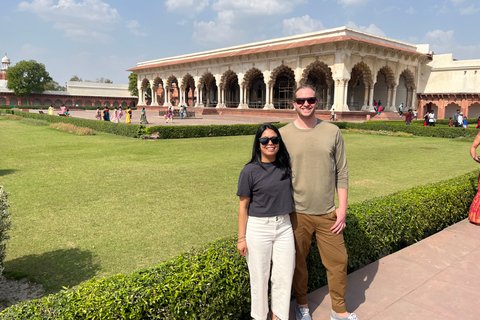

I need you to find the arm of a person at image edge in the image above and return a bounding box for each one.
[470,134,480,164]
[237,196,250,256]
[331,188,348,234]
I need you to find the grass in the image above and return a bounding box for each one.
[0,116,478,293]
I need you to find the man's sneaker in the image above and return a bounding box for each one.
[295,305,312,320]
[330,310,359,320]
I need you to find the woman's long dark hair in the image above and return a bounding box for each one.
[248,124,291,180]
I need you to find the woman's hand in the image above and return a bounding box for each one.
[237,241,247,256]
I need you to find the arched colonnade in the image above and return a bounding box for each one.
[137,60,418,112]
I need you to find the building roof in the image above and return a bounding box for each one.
[128,26,427,72]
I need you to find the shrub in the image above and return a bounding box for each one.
[3,115,22,121]
[145,123,288,139]
[20,118,49,126]
[1,171,476,319]
[49,123,95,135]
[0,186,12,277]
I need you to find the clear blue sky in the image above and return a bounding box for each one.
[1,0,479,86]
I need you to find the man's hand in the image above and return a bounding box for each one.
[330,207,347,234]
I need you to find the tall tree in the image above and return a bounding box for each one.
[128,72,138,97]
[6,60,53,103]
[44,80,65,91]
[69,75,83,82]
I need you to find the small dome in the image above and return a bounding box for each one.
[2,53,10,63]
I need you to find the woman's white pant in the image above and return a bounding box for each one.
[246,214,295,320]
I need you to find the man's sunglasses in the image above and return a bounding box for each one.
[259,137,281,145]
[295,97,317,105]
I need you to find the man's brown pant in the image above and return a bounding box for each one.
[291,211,348,313]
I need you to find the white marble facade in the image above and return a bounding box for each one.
[129,27,429,112]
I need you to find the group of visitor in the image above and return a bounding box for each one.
[95,106,132,123]
[237,84,357,320]
[373,99,383,114]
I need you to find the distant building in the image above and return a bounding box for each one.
[129,26,480,119]
[0,53,136,108]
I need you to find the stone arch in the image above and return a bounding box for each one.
[33,98,41,106]
[348,62,373,110]
[54,99,63,106]
[220,69,240,108]
[153,76,164,106]
[113,101,120,107]
[397,69,416,109]
[0,96,6,105]
[270,64,296,109]
[165,75,179,106]
[374,65,395,108]
[301,60,334,109]
[44,99,52,106]
[10,97,18,106]
[243,68,265,108]
[104,101,111,107]
[468,102,480,119]
[140,78,151,105]
[85,100,93,107]
[445,102,461,120]
[121,101,128,107]
[95,100,102,107]
[65,100,73,107]
[75,100,83,107]
[198,72,217,107]
[181,73,196,106]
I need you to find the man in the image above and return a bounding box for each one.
[398,103,403,116]
[405,109,412,125]
[454,109,461,127]
[280,84,358,320]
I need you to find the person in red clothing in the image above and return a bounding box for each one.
[468,133,480,225]
[405,109,412,125]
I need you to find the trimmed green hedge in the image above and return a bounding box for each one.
[335,121,480,139]
[1,171,476,319]
[0,186,12,277]
[1,110,145,138]
[145,123,287,139]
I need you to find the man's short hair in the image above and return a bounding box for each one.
[295,84,317,97]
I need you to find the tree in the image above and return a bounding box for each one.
[69,75,83,82]
[128,72,138,97]
[104,79,113,84]
[44,80,65,91]
[6,60,53,103]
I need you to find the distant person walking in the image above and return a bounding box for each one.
[454,109,461,127]
[377,100,382,115]
[373,100,377,112]
[126,106,132,123]
[103,106,110,121]
[118,107,124,121]
[48,105,54,115]
[428,110,436,126]
[95,107,102,121]
[405,109,412,125]
[140,107,148,124]
[166,106,173,123]
[398,103,403,116]
[111,107,119,123]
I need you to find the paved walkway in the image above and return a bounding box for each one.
[289,219,480,319]
[66,110,297,126]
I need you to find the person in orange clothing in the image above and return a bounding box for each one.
[469,132,480,224]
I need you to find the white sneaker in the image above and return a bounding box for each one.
[330,310,359,320]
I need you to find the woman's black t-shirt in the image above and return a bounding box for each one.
[237,162,294,217]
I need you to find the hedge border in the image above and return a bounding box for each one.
[1,171,476,319]
[1,109,144,138]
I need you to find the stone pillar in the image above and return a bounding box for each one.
[150,80,157,106]
[386,87,392,109]
[410,87,417,110]
[216,88,222,108]
[390,86,398,111]
[327,83,332,108]
[238,85,248,108]
[343,80,349,111]
[363,86,369,108]
[197,87,204,107]
[264,85,275,109]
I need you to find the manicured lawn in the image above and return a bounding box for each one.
[0,117,477,293]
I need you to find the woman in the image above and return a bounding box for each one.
[95,107,102,121]
[237,124,295,320]
[111,107,118,123]
[103,106,110,121]
[469,134,480,225]
[140,107,148,124]
[126,106,132,123]
[118,107,124,121]
[166,106,173,123]
[423,110,429,126]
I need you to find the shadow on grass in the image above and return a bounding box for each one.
[4,248,100,294]
[0,169,17,177]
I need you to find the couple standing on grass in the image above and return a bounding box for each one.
[237,84,358,320]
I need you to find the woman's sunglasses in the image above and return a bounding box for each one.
[295,97,317,105]
[259,137,281,145]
